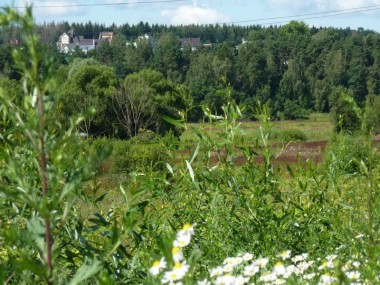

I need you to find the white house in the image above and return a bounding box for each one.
[56,29,112,54]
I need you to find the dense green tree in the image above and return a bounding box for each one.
[330,87,361,133]
[58,64,118,137]
[114,69,184,138]
[124,36,153,74]
[153,32,183,82]
[363,95,380,134]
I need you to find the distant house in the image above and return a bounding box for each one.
[179,37,201,51]
[56,29,112,54]
[99,31,114,44]
[127,33,156,50]
[9,38,21,46]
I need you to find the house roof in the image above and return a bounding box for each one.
[179,37,201,48]
[99,32,114,39]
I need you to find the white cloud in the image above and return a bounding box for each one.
[267,0,380,11]
[162,5,230,25]
[18,0,84,18]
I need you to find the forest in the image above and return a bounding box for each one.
[1,18,380,138]
[1,6,380,285]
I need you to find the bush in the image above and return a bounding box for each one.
[110,138,168,173]
[323,134,372,174]
[271,128,307,142]
[330,89,362,133]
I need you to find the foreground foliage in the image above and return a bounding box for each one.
[0,7,379,285]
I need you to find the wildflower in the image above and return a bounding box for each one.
[234,275,249,285]
[346,271,361,281]
[210,266,224,277]
[326,254,337,261]
[284,264,296,278]
[197,279,211,285]
[291,253,308,263]
[259,272,277,283]
[173,232,191,248]
[303,273,316,280]
[319,273,336,285]
[273,261,286,276]
[318,260,334,270]
[278,250,291,260]
[254,257,269,268]
[243,264,259,276]
[223,264,234,273]
[297,260,313,272]
[352,261,361,268]
[224,257,243,267]
[177,223,195,236]
[214,274,236,285]
[149,257,166,276]
[172,247,184,263]
[161,262,189,284]
[273,278,286,285]
[241,253,254,261]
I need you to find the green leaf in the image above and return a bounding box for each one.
[287,164,295,178]
[95,193,107,203]
[186,160,195,182]
[190,142,200,164]
[166,162,174,175]
[68,259,102,285]
[161,115,184,128]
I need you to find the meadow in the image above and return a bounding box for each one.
[1,8,380,285]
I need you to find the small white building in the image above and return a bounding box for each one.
[56,29,112,54]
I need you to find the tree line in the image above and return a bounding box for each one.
[1,20,380,138]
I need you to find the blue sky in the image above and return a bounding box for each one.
[5,0,380,31]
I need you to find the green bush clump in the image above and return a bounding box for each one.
[271,128,307,142]
[110,137,168,173]
[323,134,372,174]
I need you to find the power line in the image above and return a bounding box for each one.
[259,7,380,27]
[221,4,380,25]
[3,0,189,9]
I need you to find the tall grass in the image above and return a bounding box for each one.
[0,7,379,285]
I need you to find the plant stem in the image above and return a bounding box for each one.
[38,89,53,284]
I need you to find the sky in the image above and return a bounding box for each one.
[4,0,380,32]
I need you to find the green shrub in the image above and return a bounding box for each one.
[271,128,307,142]
[110,138,168,173]
[323,134,371,174]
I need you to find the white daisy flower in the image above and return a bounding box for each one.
[319,273,336,285]
[214,275,236,285]
[173,232,191,248]
[161,262,189,284]
[177,223,195,236]
[223,264,234,273]
[303,272,316,280]
[278,250,291,260]
[243,264,259,276]
[254,257,269,268]
[273,261,286,276]
[234,275,249,285]
[149,257,166,276]
[346,271,361,281]
[210,266,224,277]
[172,247,184,263]
[197,279,211,285]
[241,253,254,261]
[259,272,277,283]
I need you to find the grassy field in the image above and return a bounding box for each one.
[180,113,333,145]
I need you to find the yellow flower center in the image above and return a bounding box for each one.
[174,262,183,269]
[183,223,192,230]
[172,247,181,255]
[152,260,160,267]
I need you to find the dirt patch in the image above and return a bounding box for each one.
[229,140,328,167]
